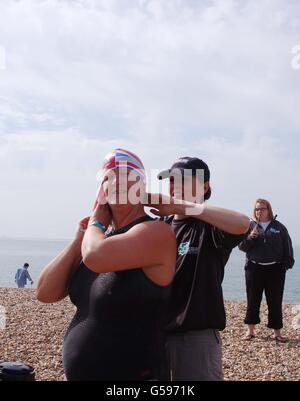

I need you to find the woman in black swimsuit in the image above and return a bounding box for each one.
[37,149,176,381]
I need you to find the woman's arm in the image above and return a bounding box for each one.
[82,220,176,285]
[36,217,89,303]
[238,234,257,253]
[281,226,295,270]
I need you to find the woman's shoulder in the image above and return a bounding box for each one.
[137,221,176,286]
[139,218,175,236]
[128,219,176,250]
[271,219,287,231]
[135,219,175,240]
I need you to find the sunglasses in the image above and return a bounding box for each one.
[255,207,268,212]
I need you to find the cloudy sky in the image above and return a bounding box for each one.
[0,0,299,243]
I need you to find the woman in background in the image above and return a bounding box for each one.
[239,198,294,342]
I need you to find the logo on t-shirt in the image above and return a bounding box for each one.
[178,241,190,256]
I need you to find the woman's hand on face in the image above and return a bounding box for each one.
[90,202,112,229]
[75,216,90,240]
[89,182,112,229]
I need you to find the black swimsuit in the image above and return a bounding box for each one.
[63,216,170,381]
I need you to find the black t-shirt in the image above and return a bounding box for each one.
[164,216,245,332]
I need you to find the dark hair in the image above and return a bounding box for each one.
[24,263,29,267]
[177,156,211,200]
[204,186,211,201]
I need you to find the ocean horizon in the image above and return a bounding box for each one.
[0,237,299,304]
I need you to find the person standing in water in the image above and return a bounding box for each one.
[15,263,33,288]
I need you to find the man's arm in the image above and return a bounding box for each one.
[186,203,250,235]
[147,194,250,235]
[26,270,33,284]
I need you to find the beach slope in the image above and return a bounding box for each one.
[0,288,299,381]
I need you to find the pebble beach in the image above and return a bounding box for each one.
[0,288,299,381]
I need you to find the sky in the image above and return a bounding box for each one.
[0,0,300,243]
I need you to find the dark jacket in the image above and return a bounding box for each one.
[239,218,294,270]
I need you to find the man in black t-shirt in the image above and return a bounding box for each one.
[147,157,250,381]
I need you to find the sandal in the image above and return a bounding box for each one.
[244,334,255,340]
[275,336,288,343]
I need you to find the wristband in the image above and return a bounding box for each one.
[89,220,107,233]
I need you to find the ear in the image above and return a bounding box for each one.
[204,181,210,195]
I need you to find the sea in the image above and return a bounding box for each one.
[0,238,299,303]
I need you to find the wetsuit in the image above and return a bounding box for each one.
[63,216,170,381]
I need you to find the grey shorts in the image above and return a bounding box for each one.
[166,329,223,381]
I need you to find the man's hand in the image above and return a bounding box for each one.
[146,193,203,217]
[146,193,179,217]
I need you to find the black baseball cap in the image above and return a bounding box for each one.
[158,157,210,182]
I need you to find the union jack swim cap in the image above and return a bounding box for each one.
[93,148,146,209]
[97,148,146,184]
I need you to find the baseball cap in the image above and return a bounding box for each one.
[158,157,210,182]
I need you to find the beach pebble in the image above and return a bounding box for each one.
[0,289,299,381]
